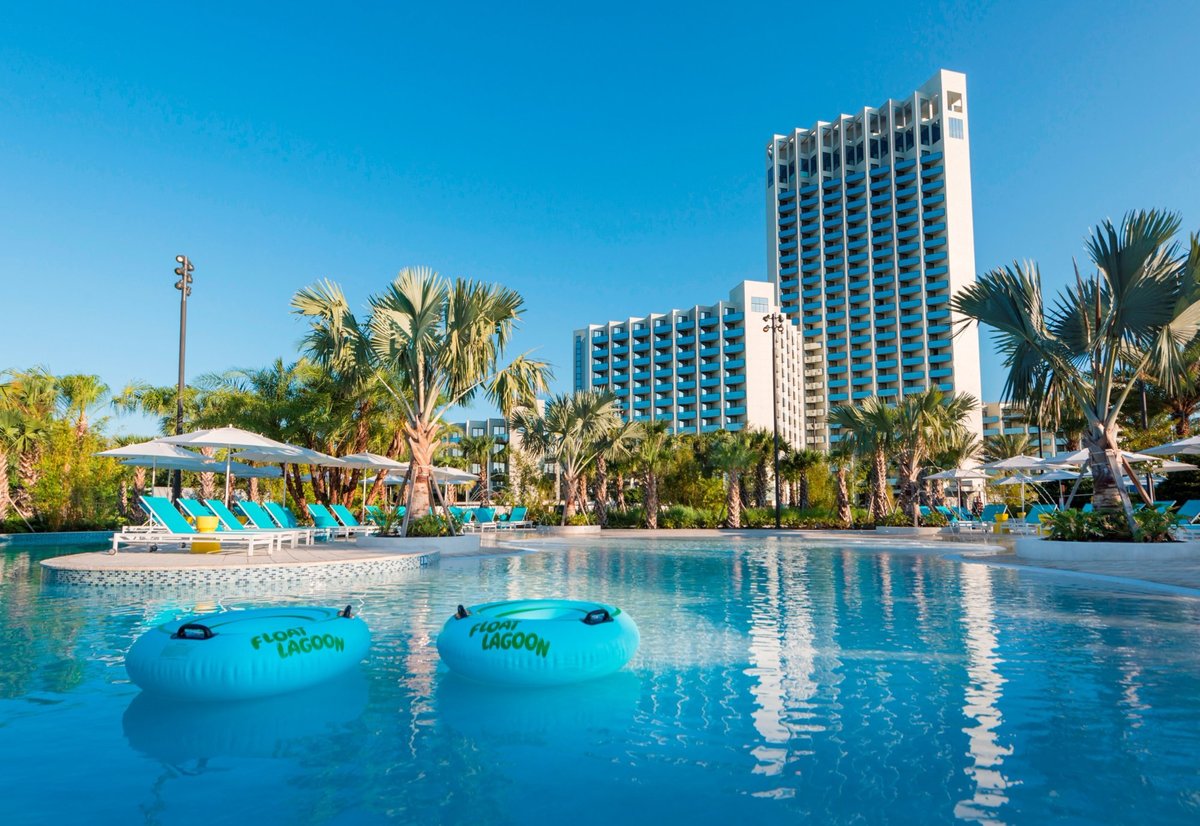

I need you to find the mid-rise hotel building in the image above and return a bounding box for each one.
[572,281,807,447]
[766,69,983,447]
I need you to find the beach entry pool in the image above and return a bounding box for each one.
[2,537,1199,824]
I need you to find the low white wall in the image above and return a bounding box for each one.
[875,527,943,537]
[356,534,482,556]
[538,525,603,537]
[1016,537,1200,561]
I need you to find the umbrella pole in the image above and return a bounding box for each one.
[225,451,232,507]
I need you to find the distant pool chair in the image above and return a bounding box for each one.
[1172,499,1200,525]
[498,506,533,529]
[109,495,277,556]
[237,500,330,543]
[204,499,307,547]
[329,504,380,536]
[176,498,216,525]
[306,503,374,538]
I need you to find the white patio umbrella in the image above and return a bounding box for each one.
[96,440,208,491]
[234,446,347,509]
[996,472,1040,513]
[159,426,296,506]
[1044,448,1161,465]
[1142,435,1200,456]
[979,455,1064,471]
[926,467,991,510]
[338,452,407,520]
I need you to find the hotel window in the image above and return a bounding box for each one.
[751,297,769,313]
[948,118,964,140]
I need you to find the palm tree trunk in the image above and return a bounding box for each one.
[405,421,439,519]
[0,448,10,521]
[754,461,768,507]
[726,471,742,528]
[562,472,578,523]
[836,466,852,527]
[15,448,39,513]
[798,470,810,511]
[616,471,627,511]
[595,456,609,527]
[249,477,260,504]
[198,447,216,501]
[871,450,891,517]
[644,470,659,529]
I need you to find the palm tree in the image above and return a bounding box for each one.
[293,268,550,521]
[592,420,642,526]
[982,432,1031,461]
[783,448,825,511]
[930,429,983,507]
[953,210,1200,525]
[511,390,622,524]
[710,431,760,528]
[1,368,56,511]
[458,434,501,505]
[894,389,977,522]
[635,421,670,529]
[831,398,898,519]
[55,374,109,438]
[829,435,856,527]
[0,410,17,521]
[1154,336,1200,436]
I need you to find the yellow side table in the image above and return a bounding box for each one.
[994,512,1009,534]
[192,515,222,553]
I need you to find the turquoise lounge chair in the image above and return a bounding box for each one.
[365,504,385,525]
[176,498,216,525]
[467,507,497,532]
[306,504,373,538]
[205,499,306,546]
[329,504,379,535]
[979,503,1007,522]
[1172,499,1200,524]
[499,506,532,529]
[1153,500,1177,514]
[264,501,302,528]
[237,500,329,543]
[109,496,277,555]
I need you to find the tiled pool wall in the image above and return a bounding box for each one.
[42,550,438,589]
[0,531,113,546]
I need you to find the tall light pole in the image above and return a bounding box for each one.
[763,313,785,530]
[172,254,194,502]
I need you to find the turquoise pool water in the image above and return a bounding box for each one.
[2,538,1199,824]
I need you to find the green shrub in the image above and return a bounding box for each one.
[1041,508,1176,542]
[564,513,592,527]
[406,514,450,537]
[1133,508,1176,542]
[603,508,645,528]
[877,510,915,527]
[920,509,949,528]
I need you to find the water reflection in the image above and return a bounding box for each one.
[954,563,1012,824]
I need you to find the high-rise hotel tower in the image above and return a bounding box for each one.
[766,69,983,448]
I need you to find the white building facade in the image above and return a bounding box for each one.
[766,69,984,448]
[980,402,1065,455]
[573,280,808,447]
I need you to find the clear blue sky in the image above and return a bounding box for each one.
[2,1,1198,434]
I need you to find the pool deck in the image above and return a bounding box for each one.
[40,538,450,588]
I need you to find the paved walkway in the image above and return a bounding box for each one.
[963,546,1200,592]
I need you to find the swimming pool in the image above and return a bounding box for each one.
[2,537,1198,824]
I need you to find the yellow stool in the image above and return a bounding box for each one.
[192,515,222,553]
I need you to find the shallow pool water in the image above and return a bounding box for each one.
[2,538,1199,825]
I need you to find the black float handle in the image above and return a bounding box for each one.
[173,623,214,640]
